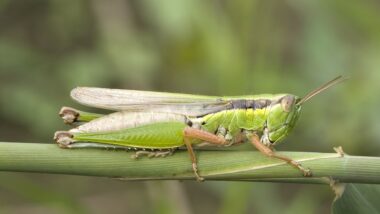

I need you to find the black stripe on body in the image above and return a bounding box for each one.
[230,99,272,109]
[195,99,273,118]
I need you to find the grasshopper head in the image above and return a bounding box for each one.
[263,75,347,145]
[264,95,302,145]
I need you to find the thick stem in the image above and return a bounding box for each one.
[0,142,379,184]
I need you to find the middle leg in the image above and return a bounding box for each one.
[183,127,228,181]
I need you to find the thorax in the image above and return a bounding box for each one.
[190,108,269,144]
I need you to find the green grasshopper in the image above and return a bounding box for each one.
[54,76,345,181]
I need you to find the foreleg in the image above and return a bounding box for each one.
[250,133,312,177]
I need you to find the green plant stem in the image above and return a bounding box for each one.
[0,142,379,184]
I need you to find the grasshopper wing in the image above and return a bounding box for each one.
[71,87,232,117]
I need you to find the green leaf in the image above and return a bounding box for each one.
[332,184,380,214]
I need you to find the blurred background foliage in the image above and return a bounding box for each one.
[0,0,379,213]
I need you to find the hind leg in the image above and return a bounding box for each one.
[55,121,227,181]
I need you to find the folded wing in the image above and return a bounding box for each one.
[71,87,232,117]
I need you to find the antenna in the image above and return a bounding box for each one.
[296,75,348,106]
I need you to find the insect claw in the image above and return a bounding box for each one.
[192,163,204,182]
[289,160,312,177]
[303,168,312,177]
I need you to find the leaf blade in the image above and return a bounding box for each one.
[332,184,380,214]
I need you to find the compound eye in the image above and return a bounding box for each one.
[281,95,295,112]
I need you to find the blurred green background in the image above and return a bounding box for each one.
[0,0,379,213]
